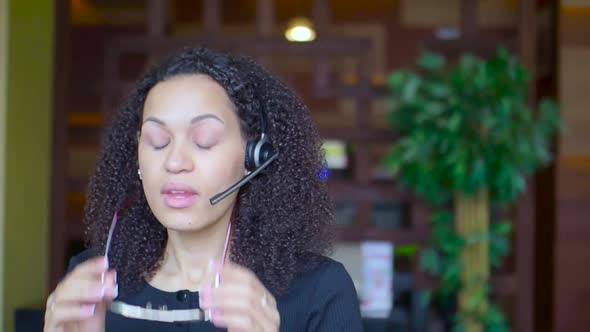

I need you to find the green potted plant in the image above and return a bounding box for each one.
[383,48,560,332]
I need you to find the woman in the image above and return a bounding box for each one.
[44,47,363,331]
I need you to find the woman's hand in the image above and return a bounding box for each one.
[44,256,117,332]
[199,262,280,332]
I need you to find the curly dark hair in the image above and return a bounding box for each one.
[83,47,335,297]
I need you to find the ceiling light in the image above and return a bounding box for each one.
[285,17,316,42]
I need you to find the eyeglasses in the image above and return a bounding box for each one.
[104,210,230,322]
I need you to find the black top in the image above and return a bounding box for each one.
[68,250,364,332]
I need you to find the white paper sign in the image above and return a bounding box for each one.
[361,241,394,318]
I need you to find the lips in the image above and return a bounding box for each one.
[161,183,198,209]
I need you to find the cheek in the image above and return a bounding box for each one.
[201,148,246,183]
[137,145,162,196]
[137,141,151,164]
[137,145,157,176]
[137,139,247,189]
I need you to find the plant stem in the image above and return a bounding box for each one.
[455,189,489,332]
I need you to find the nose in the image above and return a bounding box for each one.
[164,140,194,174]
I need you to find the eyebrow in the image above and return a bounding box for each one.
[143,114,225,126]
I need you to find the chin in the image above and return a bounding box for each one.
[165,222,211,233]
[153,204,222,233]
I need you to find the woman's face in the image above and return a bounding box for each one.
[138,74,246,232]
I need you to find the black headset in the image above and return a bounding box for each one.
[209,107,278,205]
[245,107,276,172]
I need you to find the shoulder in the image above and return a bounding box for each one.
[300,256,357,293]
[282,256,364,331]
[294,256,360,305]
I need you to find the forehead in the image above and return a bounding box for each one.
[142,74,236,121]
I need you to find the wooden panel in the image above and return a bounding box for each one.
[554,295,590,327]
[479,0,517,28]
[559,47,590,155]
[50,0,70,289]
[312,102,356,128]
[369,98,389,129]
[401,0,517,28]
[401,0,460,27]
[555,159,590,332]
[562,0,590,6]
[68,146,98,178]
[560,13,590,47]
[554,291,590,331]
[242,23,389,86]
[556,245,590,289]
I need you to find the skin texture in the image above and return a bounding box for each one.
[44,48,336,331]
[138,75,246,235]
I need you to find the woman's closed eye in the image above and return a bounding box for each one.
[189,119,225,150]
[193,137,217,150]
[141,130,171,150]
[191,129,222,150]
[153,141,170,150]
[149,135,171,150]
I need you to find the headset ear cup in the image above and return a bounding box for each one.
[257,141,275,165]
[245,140,257,172]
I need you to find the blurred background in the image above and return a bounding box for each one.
[1,0,589,331]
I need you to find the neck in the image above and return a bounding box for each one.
[152,213,232,291]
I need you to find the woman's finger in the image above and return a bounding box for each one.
[200,281,279,331]
[201,283,272,312]
[215,262,260,287]
[44,257,116,329]
[44,302,97,326]
[68,256,110,280]
[210,262,272,304]
[209,308,259,331]
[200,262,279,331]
[53,271,117,303]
